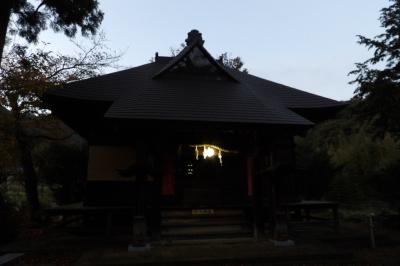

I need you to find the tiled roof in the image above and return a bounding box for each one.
[46,31,345,126]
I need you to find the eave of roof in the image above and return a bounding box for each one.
[44,30,345,127]
[103,80,314,126]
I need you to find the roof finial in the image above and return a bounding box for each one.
[185,29,204,46]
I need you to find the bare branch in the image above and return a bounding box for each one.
[35,1,46,13]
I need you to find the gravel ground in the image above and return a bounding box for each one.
[2,222,400,265]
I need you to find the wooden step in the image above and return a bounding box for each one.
[161,208,252,240]
[163,237,255,245]
[162,225,252,237]
[162,217,247,227]
[162,209,244,218]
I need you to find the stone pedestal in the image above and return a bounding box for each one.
[131,215,147,246]
[273,211,289,241]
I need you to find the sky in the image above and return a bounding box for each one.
[34,0,390,101]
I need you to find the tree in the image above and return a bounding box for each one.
[0,0,104,64]
[295,0,400,213]
[217,52,248,73]
[169,43,186,57]
[296,116,400,207]
[0,36,119,217]
[349,0,400,133]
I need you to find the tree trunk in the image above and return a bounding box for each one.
[0,0,12,65]
[20,141,40,215]
[0,192,5,210]
[16,124,41,218]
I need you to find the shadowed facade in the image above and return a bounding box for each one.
[44,30,344,240]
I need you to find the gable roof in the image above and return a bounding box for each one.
[45,30,345,127]
[153,40,238,82]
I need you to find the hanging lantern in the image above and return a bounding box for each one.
[190,144,237,166]
[203,146,215,159]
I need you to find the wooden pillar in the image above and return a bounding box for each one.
[265,148,278,237]
[247,155,257,238]
[269,172,277,233]
[248,133,265,240]
[246,156,253,196]
[269,142,291,241]
[161,154,175,196]
[132,141,149,245]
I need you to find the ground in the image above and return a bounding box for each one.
[1,219,400,265]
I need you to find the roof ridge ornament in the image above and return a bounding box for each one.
[185,29,204,46]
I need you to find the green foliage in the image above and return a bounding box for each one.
[330,131,400,181]
[295,117,356,199]
[296,118,400,206]
[295,134,332,200]
[0,177,27,210]
[1,37,120,119]
[6,0,103,43]
[297,0,400,208]
[34,141,87,205]
[0,0,104,66]
[0,36,120,214]
[0,177,55,210]
[349,0,400,133]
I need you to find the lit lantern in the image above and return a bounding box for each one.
[203,146,215,159]
[190,144,237,166]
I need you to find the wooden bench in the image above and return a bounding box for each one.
[282,201,339,230]
[44,203,137,235]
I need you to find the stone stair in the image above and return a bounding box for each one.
[161,208,253,240]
